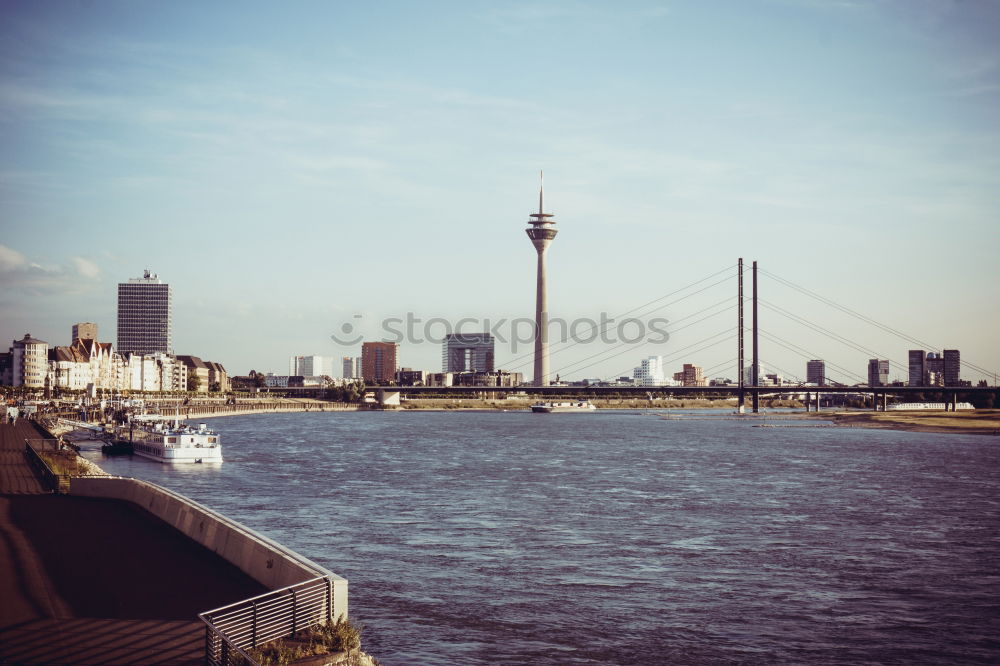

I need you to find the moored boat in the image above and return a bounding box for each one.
[119,417,223,464]
[530,401,597,413]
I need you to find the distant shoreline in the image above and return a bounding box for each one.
[62,402,1000,436]
[805,410,1000,436]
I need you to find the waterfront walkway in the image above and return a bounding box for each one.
[0,421,268,664]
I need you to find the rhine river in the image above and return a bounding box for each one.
[80,410,999,665]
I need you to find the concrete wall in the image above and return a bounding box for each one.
[70,476,348,619]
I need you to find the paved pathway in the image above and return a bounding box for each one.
[0,420,48,494]
[0,422,268,664]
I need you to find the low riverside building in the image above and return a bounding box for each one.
[426,372,454,387]
[764,373,784,386]
[123,352,186,392]
[204,361,230,392]
[47,337,116,390]
[397,368,426,386]
[673,363,708,387]
[231,374,260,391]
[49,343,93,390]
[175,356,229,392]
[263,374,330,388]
[176,355,211,392]
[48,343,189,393]
[451,370,524,387]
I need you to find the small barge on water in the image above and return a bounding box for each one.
[531,401,597,413]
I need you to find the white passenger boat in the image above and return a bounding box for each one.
[124,418,223,464]
[530,401,597,413]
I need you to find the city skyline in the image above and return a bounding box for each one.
[2,1,998,382]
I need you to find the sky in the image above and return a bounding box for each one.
[1,0,998,384]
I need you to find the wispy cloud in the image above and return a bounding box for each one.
[72,257,101,279]
[0,244,101,293]
[0,245,30,272]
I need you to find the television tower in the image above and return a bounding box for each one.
[526,172,558,386]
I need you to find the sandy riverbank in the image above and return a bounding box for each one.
[806,409,1000,436]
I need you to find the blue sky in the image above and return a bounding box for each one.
[2,0,998,383]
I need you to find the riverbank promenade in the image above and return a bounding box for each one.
[0,421,267,664]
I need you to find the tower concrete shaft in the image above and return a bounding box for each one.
[525,174,557,386]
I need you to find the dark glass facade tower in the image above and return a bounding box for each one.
[117,270,172,355]
[442,333,495,372]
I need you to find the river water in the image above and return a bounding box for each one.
[79,410,999,664]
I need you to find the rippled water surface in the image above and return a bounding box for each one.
[81,411,1000,664]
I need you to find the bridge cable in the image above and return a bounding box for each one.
[758,299,911,377]
[498,264,736,375]
[760,268,997,379]
[601,329,734,381]
[547,303,735,379]
[757,329,867,384]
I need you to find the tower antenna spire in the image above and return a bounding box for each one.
[539,170,544,215]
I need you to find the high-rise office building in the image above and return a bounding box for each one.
[867,359,889,386]
[117,270,171,355]
[289,355,330,377]
[342,356,355,379]
[72,322,97,342]
[806,359,826,386]
[943,349,961,386]
[907,350,926,387]
[361,342,397,383]
[442,333,495,373]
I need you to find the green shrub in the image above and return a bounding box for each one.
[245,618,363,665]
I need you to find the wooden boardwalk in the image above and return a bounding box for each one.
[0,422,267,664]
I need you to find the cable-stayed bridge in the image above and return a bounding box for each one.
[367,259,998,409]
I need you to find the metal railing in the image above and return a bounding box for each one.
[24,438,71,493]
[200,576,334,666]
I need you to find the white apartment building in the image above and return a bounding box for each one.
[124,352,184,392]
[11,334,49,388]
[633,356,680,387]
